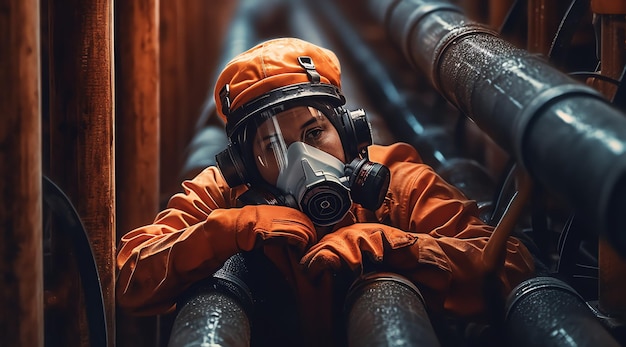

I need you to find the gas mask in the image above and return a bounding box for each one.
[217,104,390,226]
[275,142,390,225]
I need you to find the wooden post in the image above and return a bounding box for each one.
[115,0,160,345]
[47,0,116,345]
[115,0,160,248]
[159,0,187,200]
[159,0,234,201]
[591,0,626,319]
[0,0,43,346]
[527,0,569,55]
[489,0,515,30]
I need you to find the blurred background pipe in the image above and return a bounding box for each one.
[302,0,499,208]
[180,0,287,180]
[345,272,440,347]
[368,0,626,255]
[504,276,620,346]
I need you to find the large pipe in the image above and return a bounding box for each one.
[369,0,626,255]
[504,276,620,346]
[302,0,499,207]
[345,272,440,347]
[168,255,254,347]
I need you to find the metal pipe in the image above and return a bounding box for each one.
[369,0,626,255]
[345,272,440,347]
[168,255,254,347]
[168,288,251,347]
[504,276,620,346]
[301,0,499,207]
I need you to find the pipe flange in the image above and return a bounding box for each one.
[395,1,461,71]
[345,271,426,308]
[511,83,604,170]
[504,276,584,321]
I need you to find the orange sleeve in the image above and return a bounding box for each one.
[115,166,242,315]
[369,143,535,317]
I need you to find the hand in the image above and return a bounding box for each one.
[300,223,418,278]
[233,205,317,253]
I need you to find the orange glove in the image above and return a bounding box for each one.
[300,223,418,278]
[116,204,317,314]
[218,204,318,254]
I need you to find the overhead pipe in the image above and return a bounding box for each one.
[302,0,499,207]
[368,0,626,255]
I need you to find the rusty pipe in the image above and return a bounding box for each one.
[369,0,626,255]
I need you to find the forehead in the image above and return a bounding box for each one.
[255,106,326,134]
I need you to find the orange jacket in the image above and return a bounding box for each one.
[116,142,534,324]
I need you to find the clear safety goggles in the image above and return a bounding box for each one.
[250,106,345,185]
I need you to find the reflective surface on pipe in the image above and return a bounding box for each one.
[505,276,620,347]
[369,0,626,254]
[525,97,626,250]
[345,272,440,347]
[168,289,251,347]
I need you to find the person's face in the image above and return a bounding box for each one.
[252,106,345,185]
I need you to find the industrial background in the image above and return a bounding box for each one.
[1,0,626,346]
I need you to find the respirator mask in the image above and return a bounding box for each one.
[239,105,390,226]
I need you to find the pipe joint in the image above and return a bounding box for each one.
[388,0,462,71]
[431,23,499,93]
[512,83,604,170]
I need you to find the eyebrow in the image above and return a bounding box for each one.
[260,116,321,141]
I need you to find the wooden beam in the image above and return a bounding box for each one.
[0,0,43,346]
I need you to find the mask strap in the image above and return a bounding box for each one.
[298,56,321,83]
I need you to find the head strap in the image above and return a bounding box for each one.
[298,56,321,83]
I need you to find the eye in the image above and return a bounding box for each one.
[304,127,323,142]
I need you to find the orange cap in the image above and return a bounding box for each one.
[214,37,342,124]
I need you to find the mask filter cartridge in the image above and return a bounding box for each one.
[276,142,390,226]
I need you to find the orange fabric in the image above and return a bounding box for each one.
[214,38,342,122]
[115,168,316,314]
[301,223,419,276]
[116,142,535,326]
